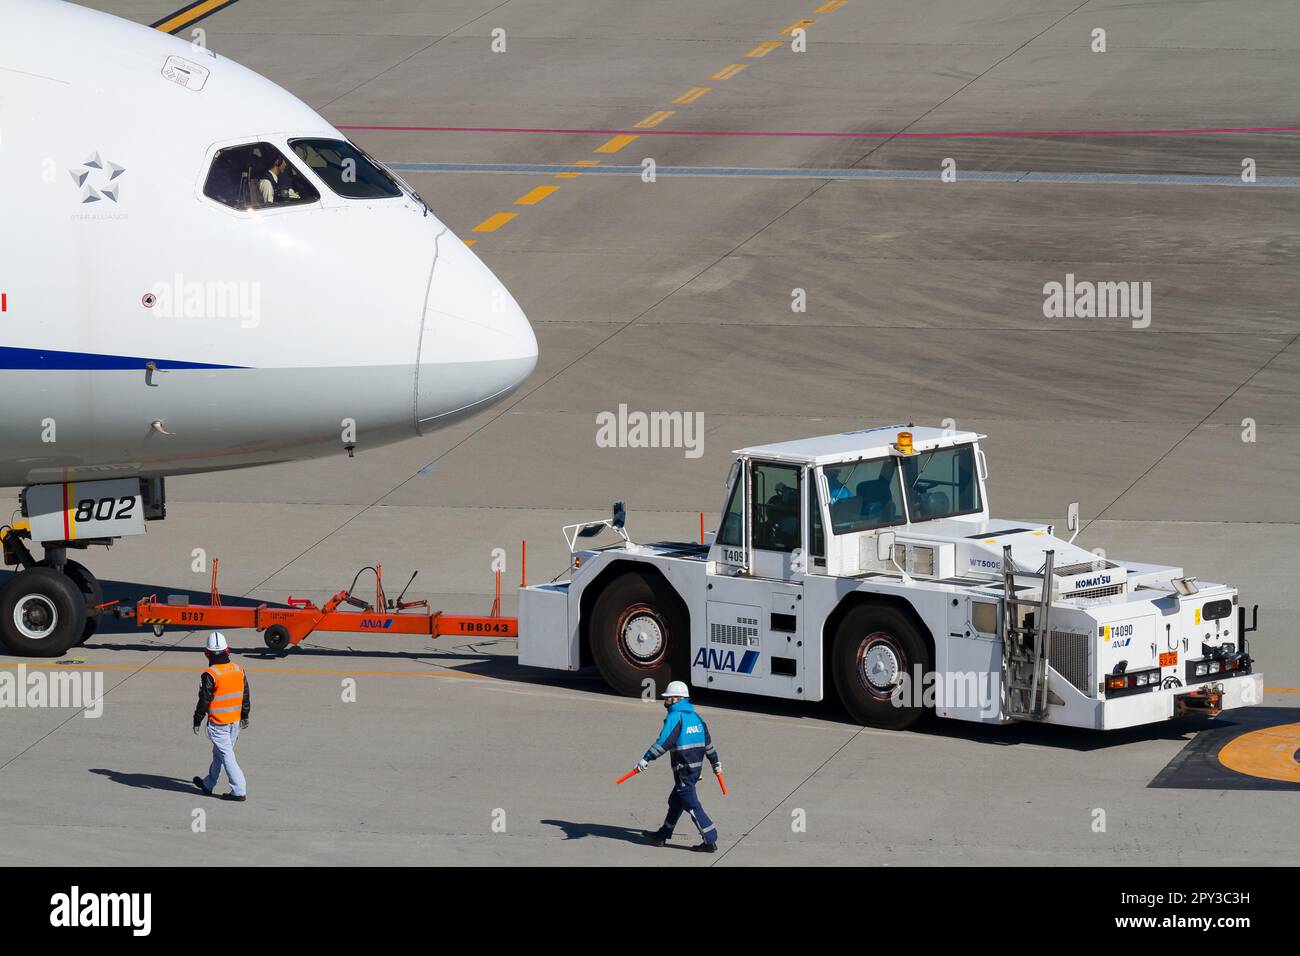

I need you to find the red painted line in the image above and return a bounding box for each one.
[62,482,71,540]
[337,123,1300,139]
[1,292,6,312]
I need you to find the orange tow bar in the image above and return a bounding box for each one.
[130,551,522,651]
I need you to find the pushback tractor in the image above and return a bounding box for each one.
[517,425,1263,730]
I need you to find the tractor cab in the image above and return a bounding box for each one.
[707,424,989,580]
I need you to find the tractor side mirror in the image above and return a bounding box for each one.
[876,530,896,563]
[875,530,912,584]
[1066,501,1079,543]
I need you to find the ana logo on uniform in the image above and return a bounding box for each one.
[49,886,151,936]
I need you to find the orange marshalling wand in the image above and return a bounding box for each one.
[716,771,728,795]
[615,768,640,785]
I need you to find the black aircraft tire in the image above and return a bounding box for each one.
[0,568,87,658]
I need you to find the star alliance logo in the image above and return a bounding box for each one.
[69,151,125,203]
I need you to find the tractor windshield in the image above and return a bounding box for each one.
[821,457,906,534]
[900,444,982,521]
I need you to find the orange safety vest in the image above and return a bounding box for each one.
[205,661,245,725]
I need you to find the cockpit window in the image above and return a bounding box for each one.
[204,142,319,210]
[289,138,403,199]
[900,444,983,521]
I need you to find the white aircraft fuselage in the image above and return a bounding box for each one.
[0,0,538,488]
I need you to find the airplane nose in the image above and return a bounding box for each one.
[415,233,539,429]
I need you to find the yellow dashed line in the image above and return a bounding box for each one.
[473,211,517,233]
[815,0,847,11]
[672,87,711,105]
[463,21,791,243]
[555,160,598,179]
[634,110,675,129]
[745,40,783,58]
[463,238,477,247]
[515,185,559,205]
[594,134,639,153]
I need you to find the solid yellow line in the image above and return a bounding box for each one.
[673,87,711,105]
[1267,687,1300,694]
[815,0,847,12]
[472,211,517,232]
[711,64,747,80]
[152,0,233,34]
[515,185,559,205]
[0,662,485,680]
[1218,722,1300,784]
[779,18,815,36]
[594,134,639,153]
[745,40,783,58]
[634,111,675,129]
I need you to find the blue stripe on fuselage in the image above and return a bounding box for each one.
[0,346,244,370]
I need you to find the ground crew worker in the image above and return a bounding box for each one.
[191,631,250,802]
[636,681,721,852]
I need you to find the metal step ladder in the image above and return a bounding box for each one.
[1000,544,1055,719]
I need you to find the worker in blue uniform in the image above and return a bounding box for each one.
[636,681,722,852]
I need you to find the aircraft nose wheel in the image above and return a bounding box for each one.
[15,594,57,638]
[263,625,291,652]
[0,568,87,657]
[36,558,102,646]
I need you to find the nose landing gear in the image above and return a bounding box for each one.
[0,530,103,657]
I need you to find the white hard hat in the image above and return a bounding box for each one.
[205,631,228,653]
[662,680,690,699]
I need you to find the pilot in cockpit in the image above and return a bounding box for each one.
[255,156,302,206]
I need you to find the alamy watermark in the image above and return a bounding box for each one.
[0,665,104,718]
[893,666,997,716]
[1042,273,1151,328]
[50,886,150,936]
[145,273,262,328]
[595,403,704,459]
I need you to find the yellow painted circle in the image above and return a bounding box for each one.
[1218,722,1300,784]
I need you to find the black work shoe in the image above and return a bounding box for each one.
[193,777,212,795]
[691,841,717,853]
[220,793,247,802]
[641,829,668,847]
